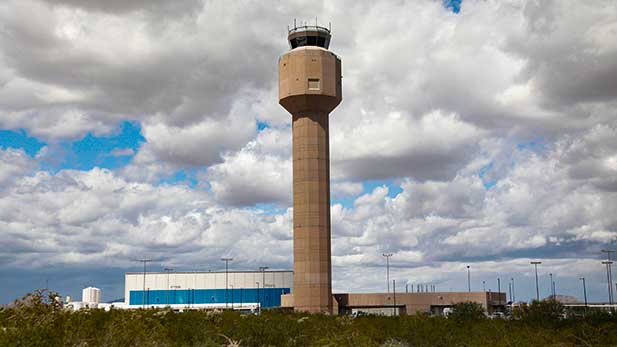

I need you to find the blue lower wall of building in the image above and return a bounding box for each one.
[129,288,290,307]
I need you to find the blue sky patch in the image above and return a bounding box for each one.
[363,180,403,198]
[0,129,46,157]
[332,195,356,209]
[333,180,403,209]
[257,121,270,131]
[158,168,200,187]
[250,202,288,216]
[478,162,497,189]
[51,121,144,171]
[443,0,462,13]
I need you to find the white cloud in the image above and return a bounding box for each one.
[0,0,616,302]
[205,127,292,206]
[0,166,293,270]
[0,148,36,187]
[110,147,134,157]
[332,181,363,198]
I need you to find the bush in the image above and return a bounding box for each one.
[448,301,486,321]
[513,299,564,324]
[3,290,617,346]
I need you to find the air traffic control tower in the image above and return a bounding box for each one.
[279,24,342,313]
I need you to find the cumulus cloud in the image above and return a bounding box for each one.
[329,125,617,267]
[1,0,617,302]
[0,166,293,270]
[0,148,36,187]
[332,110,483,181]
[331,181,363,198]
[40,0,202,15]
[205,127,292,206]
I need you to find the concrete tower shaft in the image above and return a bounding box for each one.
[279,26,342,314]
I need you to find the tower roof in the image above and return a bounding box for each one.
[288,25,331,49]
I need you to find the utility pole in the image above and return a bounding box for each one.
[137,258,152,309]
[383,253,393,293]
[467,265,471,292]
[602,249,615,305]
[549,273,554,299]
[603,260,614,305]
[531,261,541,301]
[579,277,587,312]
[511,278,515,303]
[164,268,173,306]
[221,258,233,308]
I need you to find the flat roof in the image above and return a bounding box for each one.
[125,270,293,275]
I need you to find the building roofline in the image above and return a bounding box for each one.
[125,270,293,275]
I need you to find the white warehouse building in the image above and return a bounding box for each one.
[125,270,293,310]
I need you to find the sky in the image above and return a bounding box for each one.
[0,0,616,304]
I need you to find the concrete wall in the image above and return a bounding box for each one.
[279,43,342,315]
[333,292,507,315]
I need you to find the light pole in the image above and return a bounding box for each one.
[511,278,516,303]
[221,257,233,308]
[256,281,261,314]
[549,273,554,299]
[579,277,587,311]
[164,268,173,306]
[467,265,471,292]
[137,258,152,309]
[392,279,397,316]
[497,277,501,307]
[383,253,393,293]
[531,261,541,301]
[259,266,269,308]
[603,260,614,305]
[482,280,486,292]
[602,249,615,304]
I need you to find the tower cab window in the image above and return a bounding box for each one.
[290,35,328,49]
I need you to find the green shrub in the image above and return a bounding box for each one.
[448,301,486,321]
[2,290,617,346]
[513,299,564,324]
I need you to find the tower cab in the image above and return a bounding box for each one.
[288,25,331,49]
